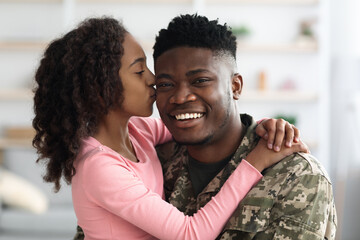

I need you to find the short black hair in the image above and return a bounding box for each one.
[153,14,237,61]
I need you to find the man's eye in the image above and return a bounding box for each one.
[136,70,145,75]
[194,78,209,84]
[156,82,173,88]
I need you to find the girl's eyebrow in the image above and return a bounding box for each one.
[129,57,145,68]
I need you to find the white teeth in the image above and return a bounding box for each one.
[175,113,204,120]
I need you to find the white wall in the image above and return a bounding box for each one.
[330,0,360,239]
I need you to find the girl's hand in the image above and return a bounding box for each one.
[256,118,300,152]
[246,139,309,173]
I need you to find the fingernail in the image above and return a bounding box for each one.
[274,146,280,152]
[264,134,268,140]
[295,137,299,142]
[268,143,273,149]
[286,141,292,147]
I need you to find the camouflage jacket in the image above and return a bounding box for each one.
[157,114,337,240]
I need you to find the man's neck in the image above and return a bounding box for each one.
[186,114,244,164]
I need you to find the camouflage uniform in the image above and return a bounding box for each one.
[157,114,337,240]
[73,226,84,240]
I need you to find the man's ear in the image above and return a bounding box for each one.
[232,73,243,100]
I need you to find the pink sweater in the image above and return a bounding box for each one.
[72,117,262,240]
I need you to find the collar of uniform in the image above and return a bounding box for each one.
[164,114,260,214]
[197,114,260,198]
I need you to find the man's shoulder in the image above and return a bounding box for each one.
[221,153,337,239]
[244,152,333,202]
[270,152,332,184]
[295,152,331,183]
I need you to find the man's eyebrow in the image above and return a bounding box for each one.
[156,73,172,80]
[186,69,210,77]
[129,57,145,68]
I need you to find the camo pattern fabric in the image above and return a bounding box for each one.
[73,225,84,240]
[157,114,337,240]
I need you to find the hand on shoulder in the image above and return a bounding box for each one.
[246,139,309,172]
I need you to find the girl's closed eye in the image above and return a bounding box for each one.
[136,70,145,75]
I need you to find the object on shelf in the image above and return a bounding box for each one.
[295,19,317,48]
[279,78,297,90]
[0,167,49,214]
[273,114,297,125]
[258,70,267,91]
[231,25,251,41]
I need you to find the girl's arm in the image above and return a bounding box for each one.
[83,139,307,240]
[83,153,260,240]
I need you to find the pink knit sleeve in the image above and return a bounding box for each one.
[130,117,172,145]
[83,155,262,240]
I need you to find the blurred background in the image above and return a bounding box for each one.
[0,0,359,239]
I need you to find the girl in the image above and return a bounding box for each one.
[33,17,307,240]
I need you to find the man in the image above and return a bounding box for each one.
[153,14,337,239]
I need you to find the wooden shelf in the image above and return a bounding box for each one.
[77,0,191,3]
[0,0,61,3]
[305,140,318,149]
[0,39,317,53]
[0,89,33,101]
[0,0,318,3]
[207,0,319,5]
[0,138,33,149]
[237,42,318,53]
[240,90,318,102]
[0,41,48,50]
[141,40,317,54]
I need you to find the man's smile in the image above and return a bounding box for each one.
[174,113,204,121]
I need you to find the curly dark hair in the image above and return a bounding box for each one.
[153,14,237,61]
[33,17,128,192]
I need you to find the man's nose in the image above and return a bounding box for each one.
[169,84,196,104]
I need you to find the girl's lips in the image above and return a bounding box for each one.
[149,91,156,99]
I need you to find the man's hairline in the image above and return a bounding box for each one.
[154,46,237,72]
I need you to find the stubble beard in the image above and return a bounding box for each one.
[172,95,232,147]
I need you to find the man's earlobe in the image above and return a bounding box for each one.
[232,73,243,100]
